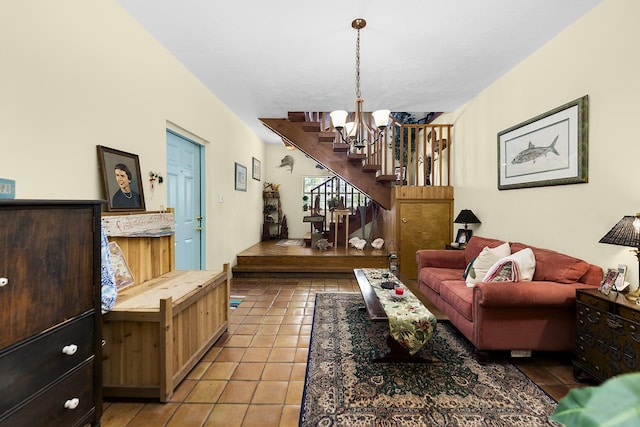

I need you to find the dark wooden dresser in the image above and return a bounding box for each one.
[0,200,102,427]
[575,287,640,382]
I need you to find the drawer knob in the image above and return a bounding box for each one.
[64,398,80,410]
[0,277,7,287]
[62,344,78,355]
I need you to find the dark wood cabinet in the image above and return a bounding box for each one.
[574,288,640,383]
[0,200,102,427]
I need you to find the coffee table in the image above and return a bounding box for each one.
[353,268,437,363]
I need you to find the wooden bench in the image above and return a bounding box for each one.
[101,211,230,402]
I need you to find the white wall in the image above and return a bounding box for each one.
[440,0,640,288]
[264,144,333,239]
[0,1,264,269]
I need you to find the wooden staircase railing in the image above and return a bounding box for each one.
[260,112,453,210]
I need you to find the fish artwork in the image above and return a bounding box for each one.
[511,135,559,164]
[278,155,294,173]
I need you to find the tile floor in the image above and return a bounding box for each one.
[99,276,589,427]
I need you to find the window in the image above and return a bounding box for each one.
[303,176,332,211]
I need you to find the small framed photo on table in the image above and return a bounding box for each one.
[455,229,472,245]
[599,268,618,295]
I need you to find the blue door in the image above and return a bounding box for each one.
[166,130,204,270]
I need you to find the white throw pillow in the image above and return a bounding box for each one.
[465,242,511,287]
[484,248,536,282]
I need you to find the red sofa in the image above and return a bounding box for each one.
[416,236,603,361]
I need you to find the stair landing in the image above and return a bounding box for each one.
[233,239,388,278]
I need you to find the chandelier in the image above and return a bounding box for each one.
[330,18,390,150]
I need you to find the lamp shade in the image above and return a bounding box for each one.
[599,214,640,248]
[454,209,481,225]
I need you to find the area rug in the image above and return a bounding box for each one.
[300,293,559,426]
[276,239,304,246]
[229,295,245,310]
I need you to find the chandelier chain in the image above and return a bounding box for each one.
[355,27,361,99]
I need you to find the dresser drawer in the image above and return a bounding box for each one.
[0,312,95,417]
[0,360,95,427]
[576,291,611,311]
[0,207,95,349]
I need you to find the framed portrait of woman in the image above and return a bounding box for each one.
[97,145,146,212]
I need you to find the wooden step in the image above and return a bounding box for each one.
[347,153,366,162]
[318,131,336,142]
[376,174,397,182]
[333,143,349,152]
[362,164,381,172]
[302,122,321,132]
[288,111,306,122]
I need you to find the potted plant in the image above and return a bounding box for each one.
[302,195,309,211]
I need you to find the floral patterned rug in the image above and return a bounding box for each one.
[300,293,559,427]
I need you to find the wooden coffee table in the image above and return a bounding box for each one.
[354,268,438,363]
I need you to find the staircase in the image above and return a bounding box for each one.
[260,112,453,211]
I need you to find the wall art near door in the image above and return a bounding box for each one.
[497,95,588,190]
[252,157,261,181]
[235,162,247,191]
[97,145,146,211]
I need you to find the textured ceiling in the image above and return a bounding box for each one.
[117,0,602,144]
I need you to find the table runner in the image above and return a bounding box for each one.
[361,268,437,355]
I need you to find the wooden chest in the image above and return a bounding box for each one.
[575,288,640,382]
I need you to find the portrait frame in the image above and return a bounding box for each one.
[252,157,261,181]
[394,166,406,183]
[497,95,588,190]
[235,162,247,191]
[97,145,146,212]
[455,229,472,245]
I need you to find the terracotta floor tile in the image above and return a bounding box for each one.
[185,380,226,403]
[201,346,223,362]
[300,325,312,335]
[248,307,269,315]
[262,315,285,324]
[252,381,289,404]
[232,362,265,380]
[242,404,282,427]
[268,347,297,363]
[281,404,302,426]
[257,324,280,335]
[100,402,144,427]
[218,380,258,403]
[274,335,299,347]
[166,403,213,427]
[278,324,301,335]
[261,362,293,380]
[297,335,310,348]
[202,361,238,380]
[242,347,272,362]
[250,334,276,347]
[187,361,211,380]
[242,315,265,324]
[294,348,309,363]
[215,347,246,362]
[204,403,248,427]
[290,363,307,381]
[282,315,304,325]
[266,307,288,316]
[234,323,260,335]
[125,402,179,427]
[169,379,197,402]
[225,334,253,347]
[286,381,305,404]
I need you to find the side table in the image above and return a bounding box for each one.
[574,288,640,382]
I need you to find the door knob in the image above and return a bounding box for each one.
[196,215,203,221]
[195,226,202,231]
[401,218,408,223]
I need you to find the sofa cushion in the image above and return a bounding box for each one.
[464,236,508,265]
[510,242,589,283]
[484,248,536,282]
[439,280,474,322]
[465,242,511,287]
[419,267,465,295]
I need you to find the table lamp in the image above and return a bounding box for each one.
[454,209,481,242]
[599,213,640,298]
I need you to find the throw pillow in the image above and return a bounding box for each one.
[109,241,135,289]
[484,248,536,283]
[486,260,518,282]
[465,242,511,287]
[462,257,477,279]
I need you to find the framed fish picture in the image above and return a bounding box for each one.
[497,95,588,190]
